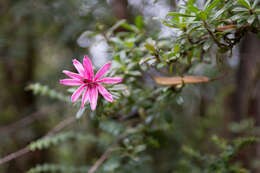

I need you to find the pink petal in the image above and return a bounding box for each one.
[60,79,83,86]
[63,70,84,80]
[96,77,122,84]
[73,59,85,76]
[71,85,85,102]
[94,61,111,81]
[81,87,89,109]
[88,85,98,111]
[97,84,113,102]
[83,56,94,80]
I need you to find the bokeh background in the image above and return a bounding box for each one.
[1,0,260,172]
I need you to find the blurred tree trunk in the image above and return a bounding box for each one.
[109,0,128,20]
[233,33,260,172]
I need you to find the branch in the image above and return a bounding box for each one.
[203,20,227,49]
[0,116,76,165]
[88,146,114,173]
[0,105,58,135]
[88,135,124,173]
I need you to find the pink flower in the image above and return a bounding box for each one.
[60,56,122,111]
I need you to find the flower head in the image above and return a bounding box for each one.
[60,56,122,111]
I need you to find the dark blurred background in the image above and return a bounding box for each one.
[1,0,260,172]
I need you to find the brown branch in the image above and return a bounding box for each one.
[0,116,76,165]
[0,148,30,165]
[203,20,227,49]
[0,105,58,135]
[88,134,124,173]
[0,111,43,134]
[88,146,114,173]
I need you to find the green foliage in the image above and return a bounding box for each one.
[160,0,260,69]
[26,163,90,173]
[183,136,259,173]
[26,83,69,102]
[28,131,96,151]
[8,0,260,173]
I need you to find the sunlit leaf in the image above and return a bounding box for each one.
[237,0,251,9]
[135,16,144,30]
[167,12,196,17]
[144,44,156,53]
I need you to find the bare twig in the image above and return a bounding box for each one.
[0,116,76,165]
[0,148,30,165]
[88,135,124,173]
[203,20,227,49]
[45,116,75,137]
[0,111,43,134]
[0,105,57,135]
[88,146,114,173]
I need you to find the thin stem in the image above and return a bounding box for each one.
[203,20,227,49]
[88,146,114,173]
[0,148,29,165]
[88,134,124,173]
[0,116,76,165]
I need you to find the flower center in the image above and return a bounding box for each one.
[82,78,97,87]
[83,79,93,83]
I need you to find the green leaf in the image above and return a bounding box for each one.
[135,144,146,153]
[144,44,156,53]
[121,23,139,33]
[167,12,196,17]
[203,40,211,51]
[135,15,144,30]
[204,0,221,13]
[247,15,255,24]
[232,7,248,12]
[253,0,259,8]
[197,11,207,21]
[186,0,200,13]
[212,6,228,20]
[162,20,178,28]
[255,8,260,13]
[230,12,248,21]
[103,157,120,172]
[174,43,180,53]
[76,107,85,119]
[237,0,251,9]
[127,71,142,76]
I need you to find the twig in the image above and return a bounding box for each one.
[0,105,57,135]
[88,134,124,173]
[0,116,76,165]
[210,71,228,82]
[88,146,114,173]
[0,111,43,135]
[203,20,227,49]
[45,116,75,137]
[0,148,30,165]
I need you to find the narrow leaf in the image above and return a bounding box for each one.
[152,75,211,85]
[167,12,196,17]
[237,0,251,9]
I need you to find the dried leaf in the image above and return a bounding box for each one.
[216,24,237,32]
[152,75,211,85]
